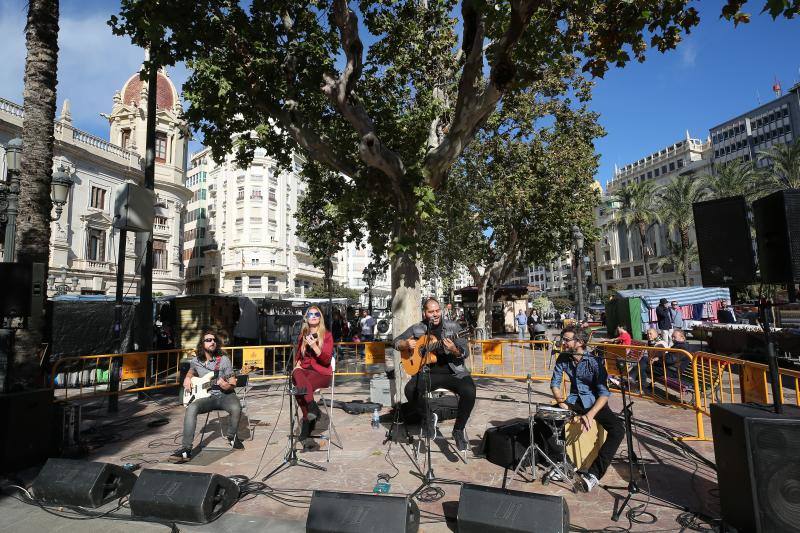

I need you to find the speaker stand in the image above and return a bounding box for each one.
[262,371,326,481]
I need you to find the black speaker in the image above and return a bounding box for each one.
[753,189,800,284]
[0,263,32,317]
[457,483,569,533]
[710,403,800,533]
[478,421,531,469]
[693,196,757,285]
[306,490,420,533]
[129,469,239,524]
[31,458,137,508]
[0,388,54,472]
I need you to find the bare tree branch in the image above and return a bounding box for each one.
[322,0,406,182]
[423,0,540,189]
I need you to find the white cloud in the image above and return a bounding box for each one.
[0,0,193,144]
[680,41,698,68]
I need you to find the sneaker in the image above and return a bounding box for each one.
[580,472,599,492]
[452,429,469,452]
[228,435,244,450]
[169,448,191,463]
[608,375,622,388]
[547,469,565,482]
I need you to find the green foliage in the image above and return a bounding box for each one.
[757,138,800,191]
[700,159,766,203]
[306,280,361,300]
[551,297,575,313]
[530,296,552,315]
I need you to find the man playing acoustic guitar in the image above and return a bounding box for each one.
[171,328,243,463]
[394,298,475,452]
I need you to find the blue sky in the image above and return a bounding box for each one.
[1,1,798,187]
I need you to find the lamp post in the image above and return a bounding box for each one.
[2,140,73,262]
[362,265,377,315]
[1,138,22,262]
[48,266,80,296]
[572,225,585,322]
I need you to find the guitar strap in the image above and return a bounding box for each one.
[212,356,222,389]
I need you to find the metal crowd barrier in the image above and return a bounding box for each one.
[50,348,193,400]
[468,339,556,380]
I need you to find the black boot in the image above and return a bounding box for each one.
[307,400,321,421]
[299,419,311,441]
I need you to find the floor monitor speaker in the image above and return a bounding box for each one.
[306,490,420,533]
[457,483,569,533]
[753,189,800,284]
[692,196,756,285]
[31,458,136,508]
[710,403,800,533]
[128,469,239,524]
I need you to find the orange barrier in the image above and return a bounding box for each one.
[50,348,193,400]
[468,339,556,380]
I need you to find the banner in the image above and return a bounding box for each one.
[364,342,386,364]
[482,341,503,365]
[242,347,264,369]
[122,353,147,380]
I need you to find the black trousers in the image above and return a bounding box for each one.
[404,370,476,430]
[536,399,625,480]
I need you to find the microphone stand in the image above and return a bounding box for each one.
[410,318,461,499]
[263,329,327,481]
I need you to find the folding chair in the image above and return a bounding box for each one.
[198,374,251,448]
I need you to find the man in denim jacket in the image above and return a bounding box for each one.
[394,298,475,452]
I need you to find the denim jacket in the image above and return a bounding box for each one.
[393,319,470,378]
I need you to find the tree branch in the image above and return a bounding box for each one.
[322,0,406,182]
[423,0,540,189]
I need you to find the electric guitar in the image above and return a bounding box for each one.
[182,365,255,407]
[400,329,469,376]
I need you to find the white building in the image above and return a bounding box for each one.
[593,133,711,293]
[0,66,189,296]
[183,147,390,300]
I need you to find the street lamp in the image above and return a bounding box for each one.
[362,265,377,315]
[572,225,585,322]
[50,165,75,220]
[1,138,22,262]
[48,266,80,295]
[2,139,74,262]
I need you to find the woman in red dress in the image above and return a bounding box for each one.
[292,305,334,445]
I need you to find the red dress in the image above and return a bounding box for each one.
[292,331,333,419]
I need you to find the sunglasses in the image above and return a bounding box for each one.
[306,311,321,318]
[203,337,217,343]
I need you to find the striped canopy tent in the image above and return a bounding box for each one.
[616,287,731,309]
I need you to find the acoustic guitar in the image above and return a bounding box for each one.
[400,329,469,376]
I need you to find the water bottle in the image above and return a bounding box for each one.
[371,408,380,429]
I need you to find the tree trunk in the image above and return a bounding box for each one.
[14,0,59,387]
[680,228,690,286]
[639,224,651,289]
[484,285,495,337]
[390,224,421,403]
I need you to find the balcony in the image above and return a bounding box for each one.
[73,259,113,272]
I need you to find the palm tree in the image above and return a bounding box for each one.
[14,0,60,384]
[757,139,800,191]
[657,239,700,287]
[701,159,764,202]
[611,180,660,288]
[656,174,706,285]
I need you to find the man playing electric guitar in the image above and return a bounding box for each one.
[170,328,243,463]
[394,298,476,452]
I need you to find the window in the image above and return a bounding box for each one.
[621,267,631,278]
[90,186,106,209]
[604,270,614,280]
[634,265,644,276]
[121,128,131,149]
[153,239,168,270]
[654,168,660,177]
[268,188,277,203]
[669,162,675,171]
[87,228,106,261]
[155,132,168,163]
[251,258,259,266]
[604,251,611,261]
[237,187,245,201]
[267,276,278,292]
[233,277,242,293]
[647,171,652,179]
[249,276,262,290]
[677,158,684,168]
[251,187,262,200]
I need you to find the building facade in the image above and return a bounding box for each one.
[710,83,799,168]
[593,134,711,294]
[0,67,189,296]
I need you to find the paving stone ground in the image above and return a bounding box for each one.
[0,367,721,533]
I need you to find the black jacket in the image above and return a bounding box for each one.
[656,304,672,330]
